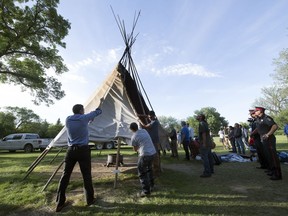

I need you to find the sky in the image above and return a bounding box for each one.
[1,0,288,126]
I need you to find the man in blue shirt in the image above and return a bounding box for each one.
[56,100,103,212]
[181,121,190,160]
[130,122,156,197]
[284,123,288,142]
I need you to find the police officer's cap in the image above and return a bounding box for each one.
[255,106,265,112]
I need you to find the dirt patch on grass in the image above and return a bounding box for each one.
[69,156,139,179]
[162,163,195,175]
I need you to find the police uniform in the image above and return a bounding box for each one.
[249,110,268,169]
[255,108,282,180]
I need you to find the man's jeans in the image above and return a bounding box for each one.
[137,154,155,194]
[199,146,214,175]
[235,137,245,155]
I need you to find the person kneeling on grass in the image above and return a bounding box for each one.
[130,122,157,197]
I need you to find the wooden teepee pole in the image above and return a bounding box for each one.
[113,137,122,189]
[23,147,51,180]
[42,160,64,192]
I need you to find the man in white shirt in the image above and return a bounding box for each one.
[130,122,157,197]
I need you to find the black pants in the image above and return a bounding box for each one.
[56,145,94,205]
[183,140,190,160]
[263,136,282,178]
[254,137,269,168]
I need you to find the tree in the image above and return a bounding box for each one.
[186,116,198,136]
[0,111,16,137]
[46,118,63,138]
[272,48,288,87]
[273,108,288,135]
[254,48,288,114]
[192,107,228,135]
[253,86,288,115]
[4,106,41,128]
[0,0,71,105]
[158,116,180,131]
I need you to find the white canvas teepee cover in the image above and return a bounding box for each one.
[48,66,138,147]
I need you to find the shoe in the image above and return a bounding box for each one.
[87,198,97,206]
[137,191,150,197]
[200,174,211,178]
[56,202,66,212]
[270,176,282,180]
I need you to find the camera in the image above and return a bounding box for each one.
[247,118,254,123]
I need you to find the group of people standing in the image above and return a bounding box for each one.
[219,106,282,181]
[249,107,282,180]
[54,101,282,212]
[226,124,249,155]
[172,123,198,160]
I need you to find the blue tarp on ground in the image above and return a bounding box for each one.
[220,153,252,162]
[220,151,288,163]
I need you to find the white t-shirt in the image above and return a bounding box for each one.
[188,127,194,139]
[131,129,156,156]
[218,130,224,139]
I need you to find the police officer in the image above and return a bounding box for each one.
[249,109,269,170]
[253,107,282,180]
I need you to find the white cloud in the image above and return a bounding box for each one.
[155,63,220,77]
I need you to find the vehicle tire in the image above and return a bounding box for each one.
[95,143,103,150]
[24,144,33,153]
[105,142,115,150]
[9,150,16,153]
[40,148,46,152]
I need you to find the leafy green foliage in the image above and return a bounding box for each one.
[192,107,228,135]
[158,116,180,131]
[0,106,63,138]
[46,119,63,138]
[0,0,71,105]
[254,48,288,118]
[0,111,16,137]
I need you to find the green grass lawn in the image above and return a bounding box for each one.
[0,136,288,215]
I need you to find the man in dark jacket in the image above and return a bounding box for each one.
[253,106,282,180]
[234,123,245,155]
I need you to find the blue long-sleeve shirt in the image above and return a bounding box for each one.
[284,124,288,136]
[66,108,102,146]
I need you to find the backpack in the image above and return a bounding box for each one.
[278,151,288,162]
[212,152,222,165]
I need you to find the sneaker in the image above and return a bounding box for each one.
[86,198,97,206]
[270,175,282,180]
[56,201,68,212]
[137,191,150,197]
[200,174,211,178]
[256,166,267,169]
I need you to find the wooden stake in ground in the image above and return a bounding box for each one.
[113,137,122,189]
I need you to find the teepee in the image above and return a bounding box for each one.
[24,10,170,184]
